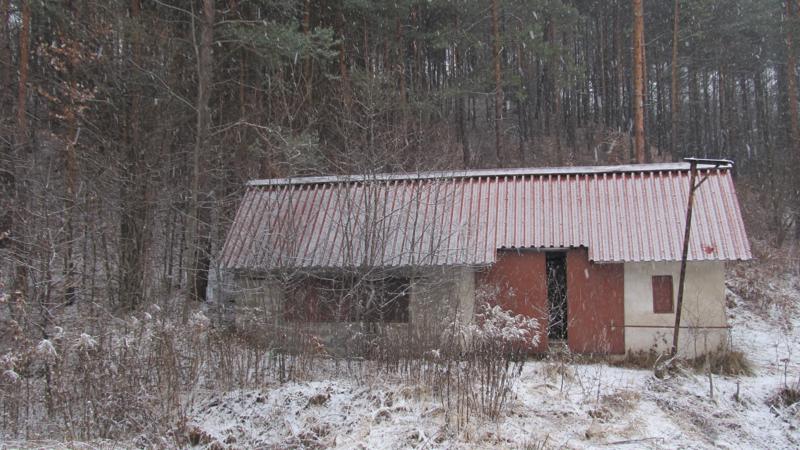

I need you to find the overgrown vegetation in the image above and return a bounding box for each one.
[0,298,542,442]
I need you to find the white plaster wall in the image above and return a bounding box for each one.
[624,261,730,358]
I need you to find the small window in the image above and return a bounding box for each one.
[285,276,410,323]
[652,275,674,314]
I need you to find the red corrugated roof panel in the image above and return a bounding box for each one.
[219,163,752,270]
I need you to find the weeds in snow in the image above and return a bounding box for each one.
[0,298,541,443]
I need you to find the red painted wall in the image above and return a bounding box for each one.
[566,248,625,354]
[470,248,626,355]
[477,250,549,352]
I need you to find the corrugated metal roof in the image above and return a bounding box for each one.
[220,164,751,270]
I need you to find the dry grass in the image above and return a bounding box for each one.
[767,387,800,410]
[610,350,662,371]
[688,349,754,377]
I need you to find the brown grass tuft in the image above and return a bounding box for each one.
[688,350,754,376]
[611,350,662,371]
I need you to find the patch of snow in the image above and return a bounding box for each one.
[36,339,57,362]
[172,267,800,449]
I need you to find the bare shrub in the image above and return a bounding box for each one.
[349,301,541,428]
[464,303,541,419]
[0,303,324,443]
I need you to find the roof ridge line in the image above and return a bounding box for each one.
[247,162,730,187]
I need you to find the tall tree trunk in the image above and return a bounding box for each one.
[785,1,800,239]
[754,70,770,153]
[187,0,214,306]
[11,0,31,300]
[614,2,624,127]
[0,0,12,248]
[670,0,680,157]
[63,108,78,305]
[542,19,553,134]
[0,0,9,109]
[59,0,80,306]
[396,17,405,109]
[454,14,470,167]
[719,64,728,157]
[302,0,312,102]
[702,70,711,155]
[656,61,665,155]
[640,9,648,159]
[517,41,526,160]
[689,65,700,155]
[338,12,350,109]
[491,0,502,162]
[739,76,750,161]
[17,0,29,147]
[119,0,147,310]
[599,11,608,127]
[785,0,800,153]
[632,0,646,163]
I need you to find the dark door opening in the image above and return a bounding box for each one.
[546,252,568,341]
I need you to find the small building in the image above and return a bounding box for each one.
[219,163,751,357]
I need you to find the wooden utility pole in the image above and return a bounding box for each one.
[671,158,731,357]
[670,160,697,357]
[632,0,646,163]
[492,0,502,162]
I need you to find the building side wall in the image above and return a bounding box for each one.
[227,266,477,355]
[226,275,285,329]
[408,266,477,347]
[624,261,729,358]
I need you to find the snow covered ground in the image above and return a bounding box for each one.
[172,279,800,449]
[2,262,798,449]
[177,358,797,448]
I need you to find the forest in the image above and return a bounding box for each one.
[0,0,797,310]
[1,0,800,447]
